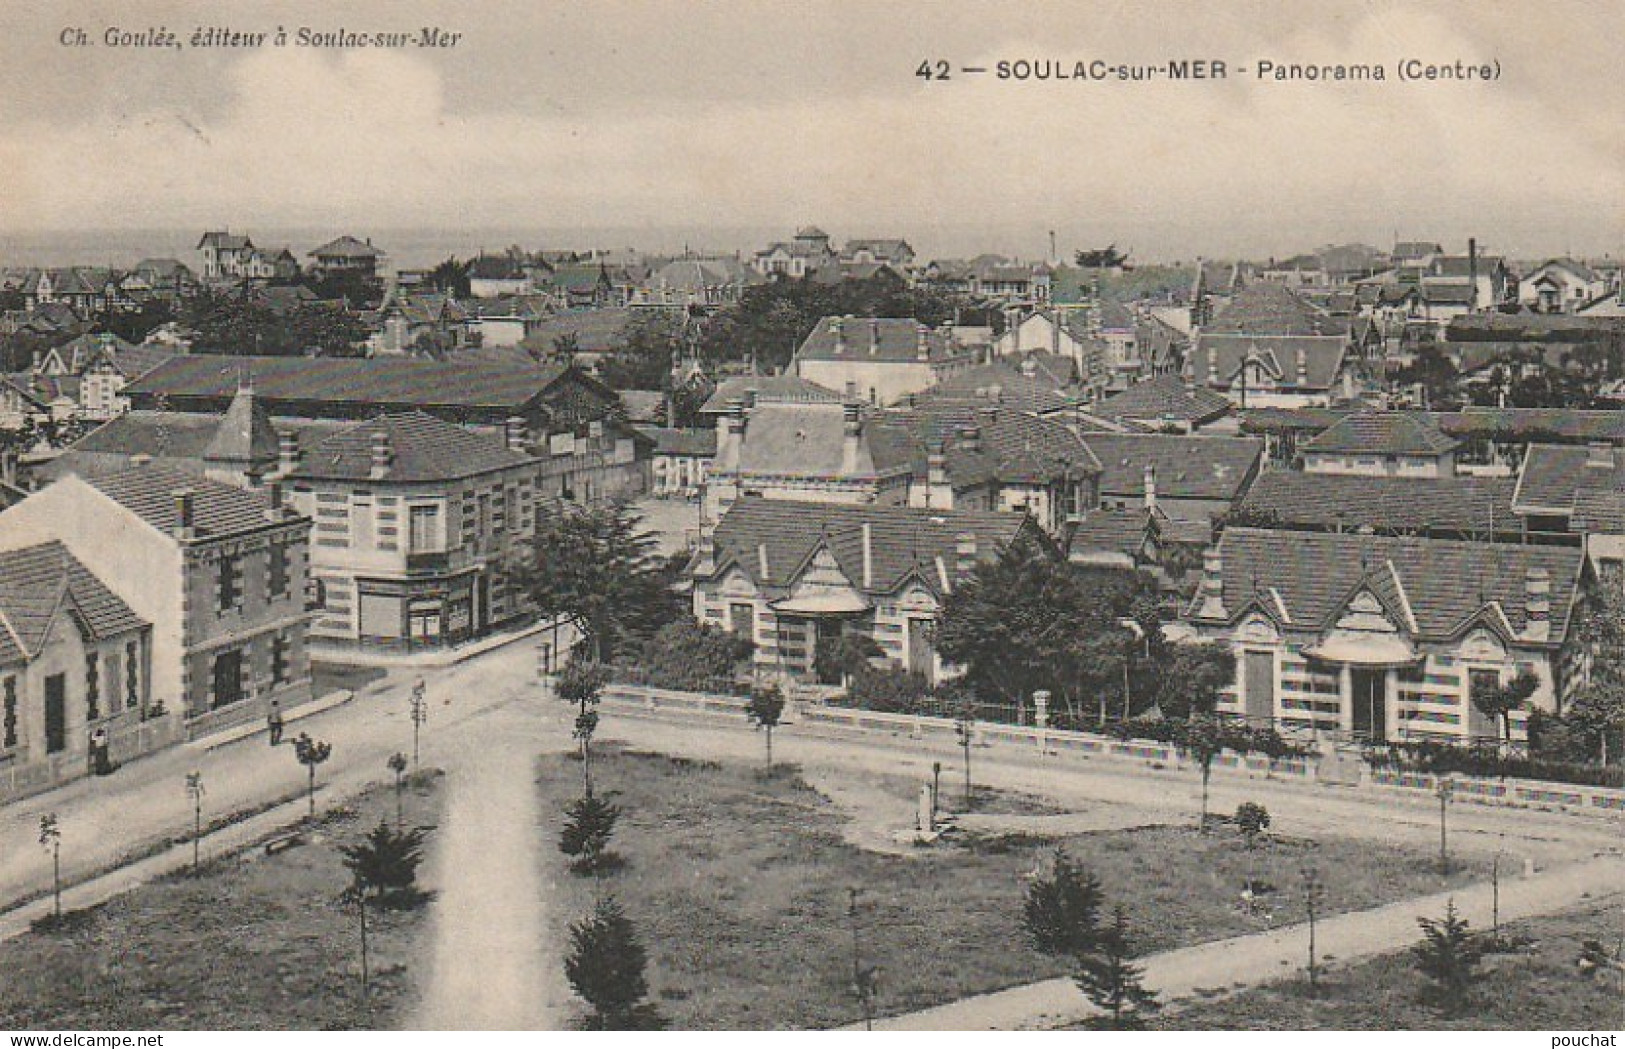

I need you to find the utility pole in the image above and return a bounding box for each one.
[185,771,205,874]
[1436,774,1456,874]
[409,679,427,767]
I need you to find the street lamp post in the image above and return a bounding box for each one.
[409,679,427,767]
[1436,774,1456,874]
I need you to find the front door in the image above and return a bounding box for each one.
[44,673,66,754]
[906,619,933,679]
[1350,668,1387,741]
[1243,650,1275,727]
[212,650,243,710]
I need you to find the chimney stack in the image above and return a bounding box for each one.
[505,416,527,452]
[841,401,862,474]
[1585,442,1615,469]
[173,489,196,541]
[916,322,930,360]
[869,318,881,355]
[276,430,300,476]
[959,425,981,453]
[1194,545,1228,620]
[1295,346,1309,386]
[831,316,845,355]
[1524,566,1551,641]
[757,542,770,580]
[1143,463,1157,512]
[369,431,392,480]
[265,481,284,520]
[860,523,873,589]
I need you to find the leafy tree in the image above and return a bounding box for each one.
[387,752,409,828]
[179,289,371,357]
[1235,802,1270,849]
[1413,899,1484,1015]
[558,660,608,795]
[1022,848,1105,958]
[600,311,689,391]
[814,631,882,686]
[426,256,472,298]
[1393,344,1461,409]
[339,821,430,904]
[744,684,787,769]
[292,733,333,819]
[559,794,621,875]
[564,897,665,1030]
[1074,244,1131,270]
[518,500,681,663]
[1073,907,1158,1028]
[1148,643,1236,721]
[37,813,62,920]
[1470,669,1539,745]
[92,301,175,344]
[845,664,932,714]
[1178,714,1226,827]
[625,619,752,691]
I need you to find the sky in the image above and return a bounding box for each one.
[0,0,1620,262]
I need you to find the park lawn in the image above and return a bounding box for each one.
[1157,894,1625,1030]
[0,771,444,1031]
[537,745,1487,1030]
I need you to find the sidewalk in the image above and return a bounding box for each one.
[862,854,1625,1030]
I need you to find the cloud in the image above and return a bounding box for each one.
[0,5,1620,259]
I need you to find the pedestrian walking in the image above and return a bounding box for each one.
[90,726,111,775]
[267,699,284,746]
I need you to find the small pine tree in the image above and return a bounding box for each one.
[564,897,665,1030]
[1413,899,1484,1015]
[560,794,621,874]
[1022,848,1105,958]
[1235,802,1271,849]
[1074,907,1159,1029]
[340,821,430,905]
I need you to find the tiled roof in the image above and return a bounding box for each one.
[699,374,841,415]
[1429,409,1625,445]
[202,385,282,464]
[1239,472,1519,538]
[1445,314,1625,342]
[309,236,383,259]
[634,426,716,458]
[125,355,575,412]
[1573,489,1625,535]
[879,403,1101,489]
[1083,433,1263,502]
[1096,375,1233,425]
[794,317,959,364]
[66,411,342,461]
[731,401,912,478]
[909,361,1077,416]
[705,498,1034,599]
[1193,527,1584,645]
[1067,509,1156,561]
[1187,334,1351,391]
[518,308,633,356]
[197,232,253,251]
[288,411,534,483]
[81,464,290,539]
[1302,411,1459,457]
[1513,444,1625,516]
[0,541,148,666]
[1204,283,1344,336]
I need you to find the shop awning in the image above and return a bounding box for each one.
[1302,631,1419,667]
[772,591,872,615]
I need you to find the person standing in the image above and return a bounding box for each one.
[267,699,284,746]
[90,726,111,775]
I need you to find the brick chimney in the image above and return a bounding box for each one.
[841,401,862,475]
[1143,463,1157,512]
[915,322,930,360]
[369,431,392,480]
[1524,566,1551,642]
[172,489,196,541]
[504,416,527,452]
[1295,346,1309,387]
[954,531,977,578]
[860,522,873,589]
[1194,545,1228,620]
[958,425,981,453]
[926,441,950,508]
[869,317,881,355]
[276,430,300,476]
[716,396,745,470]
[830,316,845,355]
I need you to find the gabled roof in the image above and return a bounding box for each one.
[1238,472,1519,539]
[879,403,1101,489]
[1096,375,1233,426]
[704,498,1036,599]
[64,410,342,463]
[197,232,253,252]
[79,464,292,539]
[1082,433,1263,502]
[1187,334,1352,391]
[518,307,634,356]
[909,361,1077,416]
[288,411,534,483]
[1513,443,1625,516]
[124,355,580,413]
[1301,411,1459,457]
[1191,527,1584,646]
[0,541,147,666]
[794,316,959,364]
[1203,283,1345,336]
[730,401,912,479]
[699,374,842,415]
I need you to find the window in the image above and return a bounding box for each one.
[409,505,439,552]
[125,640,139,710]
[2,676,15,747]
[86,652,100,721]
[211,650,244,710]
[269,543,289,599]
[306,577,326,611]
[271,634,289,686]
[218,555,241,611]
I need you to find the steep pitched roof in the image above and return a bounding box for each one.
[908,361,1077,416]
[1192,527,1583,645]
[731,401,911,478]
[80,464,291,539]
[0,541,148,665]
[1301,411,1459,457]
[65,411,342,462]
[1187,334,1352,391]
[288,411,534,483]
[705,498,1035,599]
[197,232,253,251]
[879,403,1101,489]
[1204,283,1345,336]
[202,385,282,465]
[309,236,383,259]
[1083,433,1263,503]
[1239,472,1519,538]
